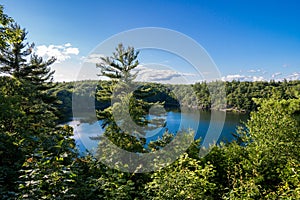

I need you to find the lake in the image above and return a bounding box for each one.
[68,110,249,154]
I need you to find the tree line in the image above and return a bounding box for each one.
[53,78,300,122]
[1,5,300,199]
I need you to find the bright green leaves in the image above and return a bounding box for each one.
[146,153,216,199]
[217,98,300,199]
[19,150,78,200]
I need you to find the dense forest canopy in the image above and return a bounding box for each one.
[0,5,300,199]
[53,79,300,121]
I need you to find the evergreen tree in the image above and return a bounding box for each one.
[0,23,58,126]
[0,12,79,198]
[96,43,165,153]
[0,24,56,88]
[95,44,167,198]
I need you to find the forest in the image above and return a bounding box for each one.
[1,5,300,199]
[53,79,300,122]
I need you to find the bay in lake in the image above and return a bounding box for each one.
[68,110,248,154]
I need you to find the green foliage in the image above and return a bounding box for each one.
[0,5,19,48]
[89,167,144,200]
[96,44,145,154]
[145,153,216,199]
[95,44,166,154]
[0,131,23,199]
[97,44,139,81]
[0,7,80,199]
[213,98,300,199]
[18,128,78,200]
[54,79,300,122]
[40,64,300,200]
[1,7,300,198]
[194,80,300,112]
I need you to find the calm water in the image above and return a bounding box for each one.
[68,110,248,154]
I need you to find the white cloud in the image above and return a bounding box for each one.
[247,69,262,73]
[271,72,282,78]
[35,43,79,63]
[252,76,264,81]
[286,72,300,80]
[221,74,246,81]
[222,74,265,82]
[78,59,198,84]
[133,65,196,84]
[222,70,300,82]
[81,54,106,64]
[64,43,72,47]
[64,47,79,55]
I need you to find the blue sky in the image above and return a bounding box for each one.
[3,0,300,82]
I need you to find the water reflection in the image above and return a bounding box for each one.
[69,111,248,154]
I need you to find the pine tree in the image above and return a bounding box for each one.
[0,23,59,122]
[0,24,56,86]
[96,43,165,153]
[94,44,168,198]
